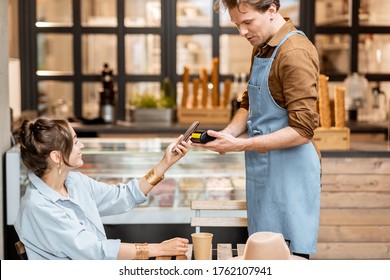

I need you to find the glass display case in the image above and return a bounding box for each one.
[6,138,246,226]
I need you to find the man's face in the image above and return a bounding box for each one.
[229,3,274,47]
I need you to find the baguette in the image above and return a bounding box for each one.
[334,86,346,128]
[318,74,332,128]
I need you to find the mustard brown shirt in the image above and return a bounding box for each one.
[240,19,320,139]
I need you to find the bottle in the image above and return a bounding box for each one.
[371,84,387,122]
[99,63,117,124]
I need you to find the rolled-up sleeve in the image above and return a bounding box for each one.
[275,47,320,139]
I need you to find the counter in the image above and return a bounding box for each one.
[6,137,390,226]
[316,143,390,259]
[323,140,390,157]
[70,120,389,139]
[5,138,390,259]
[70,120,225,137]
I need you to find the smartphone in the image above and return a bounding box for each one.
[172,121,200,152]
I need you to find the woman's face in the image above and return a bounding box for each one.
[67,125,85,169]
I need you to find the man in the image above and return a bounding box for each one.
[194,0,321,259]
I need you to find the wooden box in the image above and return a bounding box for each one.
[177,107,231,125]
[313,127,350,151]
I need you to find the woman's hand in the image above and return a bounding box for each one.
[139,135,191,195]
[157,237,189,257]
[165,135,191,165]
[117,238,189,259]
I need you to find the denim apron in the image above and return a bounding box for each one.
[245,30,321,254]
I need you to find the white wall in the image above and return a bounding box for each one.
[0,0,12,259]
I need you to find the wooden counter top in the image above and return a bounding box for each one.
[70,120,225,137]
[71,120,388,136]
[321,140,390,157]
[71,120,390,156]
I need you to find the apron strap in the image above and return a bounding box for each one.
[270,30,306,60]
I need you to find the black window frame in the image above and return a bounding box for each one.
[19,0,311,121]
[313,0,390,82]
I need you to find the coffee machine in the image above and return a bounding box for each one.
[99,63,117,124]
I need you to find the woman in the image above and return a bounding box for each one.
[15,118,190,260]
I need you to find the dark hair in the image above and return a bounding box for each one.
[16,118,74,178]
[214,0,280,13]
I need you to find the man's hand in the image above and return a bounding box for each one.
[192,130,246,154]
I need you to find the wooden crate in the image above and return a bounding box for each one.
[177,107,231,125]
[313,127,350,150]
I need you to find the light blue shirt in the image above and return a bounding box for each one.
[14,171,147,259]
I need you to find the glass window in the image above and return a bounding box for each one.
[82,82,101,120]
[359,0,390,26]
[126,82,161,106]
[36,0,72,27]
[177,35,212,75]
[125,0,161,27]
[177,0,212,27]
[356,81,389,123]
[37,33,73,74]
[82,34,117,75]
[219,9,233,27]
[219,0,300,27]
[125,34,161,75]
[219,34,252,75]
[81,0,117,27]
[38,81,73,118]
[315,34,351,75]
[315,0,351,27]
[359,34,390,74]
[281,0,300,26]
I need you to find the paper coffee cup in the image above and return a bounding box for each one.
[191,232,213,260]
